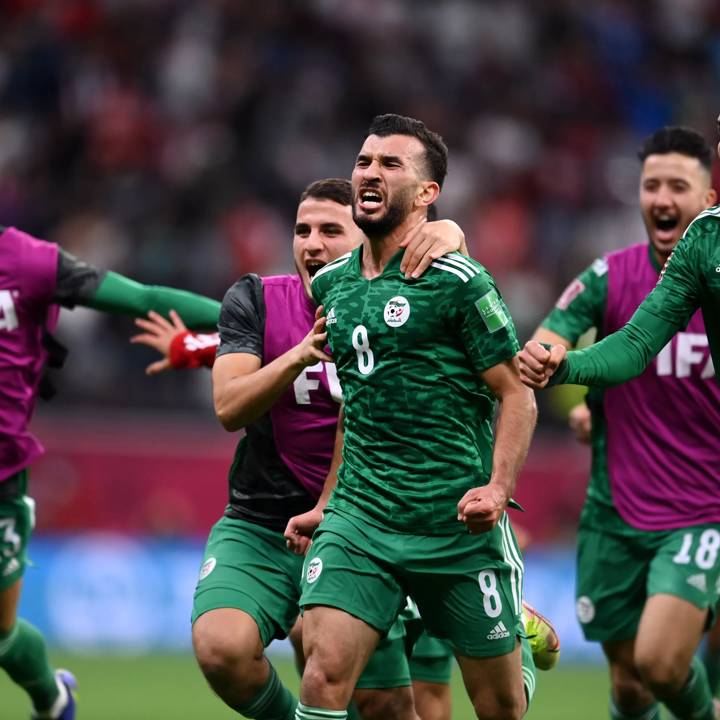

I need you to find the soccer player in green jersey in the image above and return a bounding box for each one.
[292,115,538,720]
[134,178,475,720]
[518,118,720,389]
[531,127,720,720]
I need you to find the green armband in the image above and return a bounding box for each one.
[87,271,221,329]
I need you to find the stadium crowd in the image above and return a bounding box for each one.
[2,0,720,409]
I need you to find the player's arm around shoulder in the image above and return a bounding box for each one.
[458,357,537,534]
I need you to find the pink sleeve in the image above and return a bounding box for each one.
[11,227,58,303]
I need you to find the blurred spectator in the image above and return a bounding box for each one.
[0,0,718,413]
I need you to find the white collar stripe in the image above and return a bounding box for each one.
[431,261,471,283]
[311,257,351,283]
[439,254,480,275]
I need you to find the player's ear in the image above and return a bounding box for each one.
[416,181,440,210]
[705,188,717,207]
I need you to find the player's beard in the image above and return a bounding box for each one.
[353,190,412,240]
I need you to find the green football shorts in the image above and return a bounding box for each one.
[191,514,410,688]
[0,470,35,592]
[300,508,525,657]
[356,634,411,689]
[409,630,454,684]
[192,515,304,645]
[576,521,720,643]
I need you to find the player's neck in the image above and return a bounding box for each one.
[651,245,671,272]
[361,215,423,279]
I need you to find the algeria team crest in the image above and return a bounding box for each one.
[199,556,217,581]
[306,557,323,584]
[576,596,595,624]
[384,296,410,327]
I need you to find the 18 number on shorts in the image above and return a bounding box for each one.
[673,529,720,570]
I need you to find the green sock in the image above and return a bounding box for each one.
[0,619,59,714]
[520,635,537,706]
[702,645,720,697]
[663,657,715,720]
[609,695,660,720]
[237,662,297,720]
[295,704,348,720]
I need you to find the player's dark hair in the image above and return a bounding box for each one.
[300,178,352,206]
[638,127,713,172]
[367,114,448,188]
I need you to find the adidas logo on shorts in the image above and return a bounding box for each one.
[687,573,707,593]
[487,621,510,640]
[2,557,20,577]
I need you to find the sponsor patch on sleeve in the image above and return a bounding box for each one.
[555,278,585,310]
[591,258,608,276]
[475,290,509,333]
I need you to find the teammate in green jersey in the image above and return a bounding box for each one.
[292,115,538,720]
[133,178,475,720]
[518,118,720,390]
[531,127,720,720]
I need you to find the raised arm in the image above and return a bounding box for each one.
[520,297,683,389]
[520,218,709,389]
[53,249,221,328]
[552,308,677,386]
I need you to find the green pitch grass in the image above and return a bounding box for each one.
[1,653,610,719]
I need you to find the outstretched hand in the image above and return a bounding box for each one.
[517,341,567,389]
[130,309,188,375]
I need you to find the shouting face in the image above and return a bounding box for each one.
[639,152,715,264]
[293,197,363,297]
[351,133,430,239]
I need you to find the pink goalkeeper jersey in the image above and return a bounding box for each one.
[262,274,341,498]
[0,227,59,482]
[604,243,720,530]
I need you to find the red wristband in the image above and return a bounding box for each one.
[169,331,219,369]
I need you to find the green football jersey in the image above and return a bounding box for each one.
[554,207,720,387]
[311,246,520,533]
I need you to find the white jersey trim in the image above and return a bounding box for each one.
[683,205,720,238]
[446,252,483,274]
[499,513,524,614]
[311,253,352,283]
[438,254,480,277]
[431,260,471,283]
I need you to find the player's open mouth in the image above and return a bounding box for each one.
[358,188,383,211]
[654,216,679,232]
[305,260,326,278]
